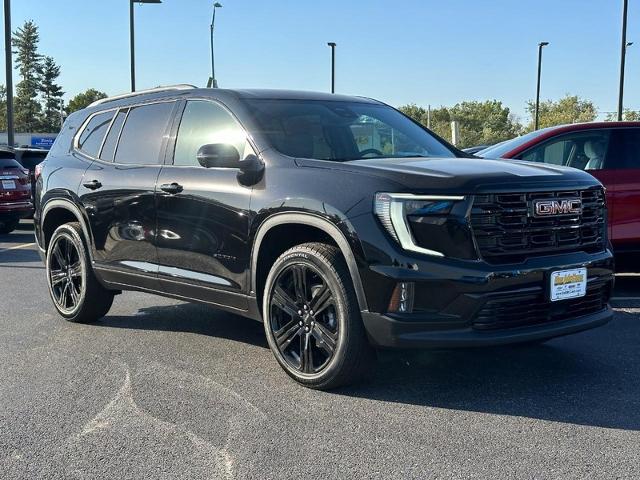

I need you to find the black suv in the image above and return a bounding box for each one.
[35,86,614,389]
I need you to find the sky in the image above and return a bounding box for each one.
[4,0,639,122]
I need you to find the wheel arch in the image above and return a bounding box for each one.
[251,213,368,313]
[41,199,93,259]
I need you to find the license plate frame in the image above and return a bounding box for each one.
[550,268,587,302]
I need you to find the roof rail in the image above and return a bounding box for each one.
[88,84,197,108]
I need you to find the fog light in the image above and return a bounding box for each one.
[388,282,415,313]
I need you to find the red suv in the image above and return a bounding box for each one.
[478,122,640,256]
[0,157,33,233]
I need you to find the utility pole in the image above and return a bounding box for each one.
[327,42,336,93]
[617,0,629,121]
[4,0,14,147]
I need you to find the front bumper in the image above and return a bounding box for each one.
[359,248,615,348]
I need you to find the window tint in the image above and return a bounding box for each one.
[100,109,128,162]
[114,102,175,165]
[608,128,640,169]
[173,100,249,167]
[519,130,611,171]
[243,99,454,161]
[0,158,21,169]
[77,111,114,157]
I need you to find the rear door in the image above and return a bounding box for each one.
[606,127,640,251]
[79,101,178,288]
[155,99,254,310]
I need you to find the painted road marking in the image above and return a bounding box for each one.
[0,242,36,253]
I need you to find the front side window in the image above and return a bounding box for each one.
[242,99,456,161]
[114,102,175,165]
[173,100,250,167]
[518,130,611,171]
[77,111,115,157]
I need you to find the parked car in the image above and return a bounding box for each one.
[477,122,640,257]
[462,144,490,155]
[34,86,614,389]
[16,147,48,199]
[0,156,33,233]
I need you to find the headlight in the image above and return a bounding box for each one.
[374,193,466,257]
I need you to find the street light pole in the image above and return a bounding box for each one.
[617,0,629,121]
[534,41,549,131]
[129,0,162,93]
[129,0,135,92]
[327,42,336,93]
[4,0,14,147]
[209,2,222,88]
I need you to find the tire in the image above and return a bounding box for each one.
[46,222,114,323]
[0,219,19,234]
[263,242,375,390]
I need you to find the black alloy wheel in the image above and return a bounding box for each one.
[263,242,375,390]
[48,233,84,314]
[269,263,339,374]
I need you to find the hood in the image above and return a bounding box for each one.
[297,156,603,194]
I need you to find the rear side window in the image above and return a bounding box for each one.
[608,128,640,169]
[114,102,175,165]
[77,111,115,157]
[518,130,611,171]
[100,109,128,162]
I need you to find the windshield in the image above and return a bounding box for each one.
[477,127,555,158]
[242,99,456,161]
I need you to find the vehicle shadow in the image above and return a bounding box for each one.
[96,303,269,349]
[94,300,640,431]
[0,220,36,246]
[339,305,640,431]
[0,246,42,265]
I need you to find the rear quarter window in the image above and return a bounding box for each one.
[77,110,115,158]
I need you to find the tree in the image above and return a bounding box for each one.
[39,56,64,132]
[604,110,640,121]
[12,20,42,132]
[449,100,522,148]
[0,85,7,132]
[66,88,108,114]
[399,101,522,148]
[525,95,597,131]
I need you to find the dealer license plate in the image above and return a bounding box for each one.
[1,180,15,189]
[550,268,587,302]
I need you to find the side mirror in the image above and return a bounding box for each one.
[196,143,240,168]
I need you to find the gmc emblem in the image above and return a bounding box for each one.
[533,198,582,217]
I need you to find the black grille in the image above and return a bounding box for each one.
[472,282,610,331]
[471,188,606,263]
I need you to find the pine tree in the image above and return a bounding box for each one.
[12,20,42,132]
[39,56,64,132]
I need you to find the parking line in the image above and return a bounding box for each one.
[0,242,36,253]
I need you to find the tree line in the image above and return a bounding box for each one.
[0,20,107,134]
[400,97,640,149]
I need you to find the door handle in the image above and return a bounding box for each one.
[82,179,102,190]
[160,182,183,194]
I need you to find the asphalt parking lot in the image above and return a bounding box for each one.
[1,221,639,479]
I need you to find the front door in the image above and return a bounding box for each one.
[155,99,254,310]
[79,101,177,288]
[606,127,640,252]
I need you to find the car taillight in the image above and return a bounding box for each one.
[34,163,43,180]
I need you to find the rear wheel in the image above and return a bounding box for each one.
[263,242,375,390]
[46,222,114,323]
[0,218,19,234]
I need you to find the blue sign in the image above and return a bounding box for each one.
[31,136,56,149]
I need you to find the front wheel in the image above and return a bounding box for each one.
[46,222,114,323]
[263,242,375,390]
